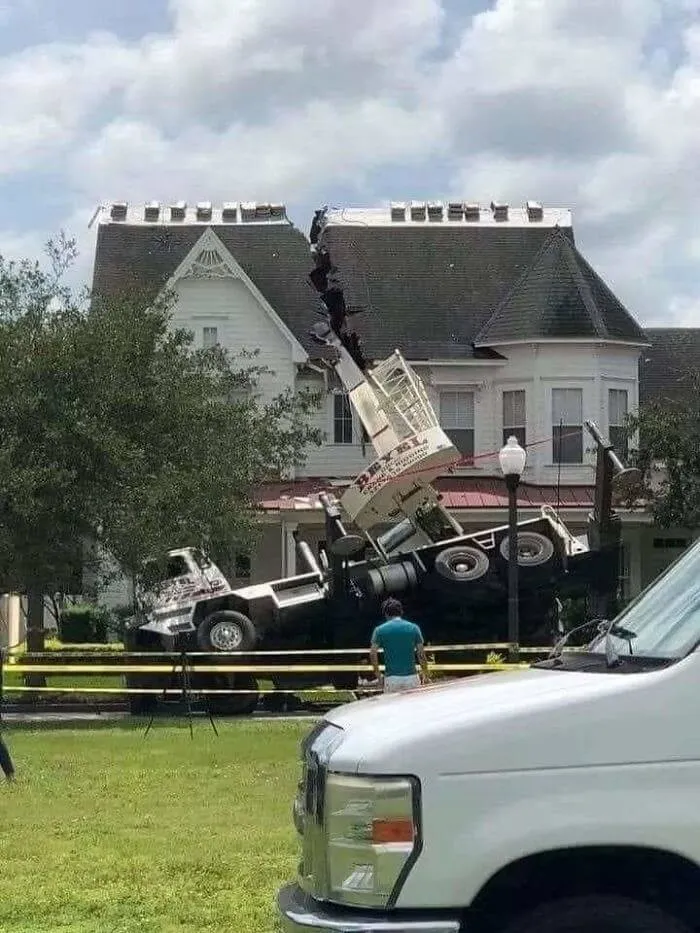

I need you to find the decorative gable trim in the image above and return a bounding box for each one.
[163,227,308,363]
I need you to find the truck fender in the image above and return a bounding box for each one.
[397,774,700,910]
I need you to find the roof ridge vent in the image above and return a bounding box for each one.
[196,201,213,221]
[222,201,239,222]
[526,200,544,222]
[170,200,186,221]
[391,201,406,221]
[110,202,127,221]
[241,201,257,221]
[269,203,286,219]
[410,200,427,221]
[491,201,509,221]
[447,201,464,221]
[464,202,480,221]
[427,201,444,221]
[144,200,161,222]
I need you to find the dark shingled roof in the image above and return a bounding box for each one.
[640,328,700,404]
[474,228,648,345]
[91,220,320,354]
[317,222,578,360]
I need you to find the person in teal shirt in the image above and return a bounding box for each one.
[370,598,429,693]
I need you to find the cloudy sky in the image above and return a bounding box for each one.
[0,0,698,325]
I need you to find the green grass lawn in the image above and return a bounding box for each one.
[0,718,313,933]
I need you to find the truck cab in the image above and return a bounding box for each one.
[278,534,700,933]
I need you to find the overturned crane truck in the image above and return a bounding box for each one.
[123,305,641,714]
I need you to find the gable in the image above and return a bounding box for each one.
[164,227,307,361]
[90,205,319,356]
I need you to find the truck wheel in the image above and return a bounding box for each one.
[128,692,158,716]
[434,546,489,583]
[212,675,260,716]
[196,610,257,652]
[501,895,691,933]
[499,531,554,568]
[126,675,159,716]
[193,673,259,716]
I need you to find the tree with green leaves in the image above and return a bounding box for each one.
[0,236,322,656]
[628,372,700,530]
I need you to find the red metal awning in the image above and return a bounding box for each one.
[255,477,596,512]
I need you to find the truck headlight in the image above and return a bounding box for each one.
[325,773,421,909]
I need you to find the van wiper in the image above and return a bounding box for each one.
[607,624,636,655]
[548,618,609,662]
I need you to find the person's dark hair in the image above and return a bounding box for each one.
[382,597,403,619]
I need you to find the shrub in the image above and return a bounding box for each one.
[58,603,110,644]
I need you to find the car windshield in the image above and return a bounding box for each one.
[588,536,700,660]
[141,555,191,588]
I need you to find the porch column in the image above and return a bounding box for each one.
[626,526,643,600]
[281,521,298,577]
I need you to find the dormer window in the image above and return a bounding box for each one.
[202,326,219,349]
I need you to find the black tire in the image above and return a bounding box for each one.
[128,691,158,716]
[501,895,691,933]
[196,609,257,652]
[126,675,159,716]
[214,674,259,716]
[499,531,555,568]
[434,546,490,583]
[192,672,259,716]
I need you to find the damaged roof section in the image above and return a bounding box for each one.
[313,202,578,361]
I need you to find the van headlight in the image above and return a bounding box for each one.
[325,772,421,908]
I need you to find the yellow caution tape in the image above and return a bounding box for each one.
[8,662,529,675]
[4,686,365,695]
[13,643,555,658]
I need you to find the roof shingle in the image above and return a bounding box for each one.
[316,222,577,360]
[640,328,700,405]
[474,228,648,345]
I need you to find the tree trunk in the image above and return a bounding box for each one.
[25,589,46,688]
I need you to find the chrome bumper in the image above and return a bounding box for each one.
[277,884,461,933]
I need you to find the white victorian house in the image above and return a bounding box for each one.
[88,199,700,609]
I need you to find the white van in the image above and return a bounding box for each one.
[277,536,700,933]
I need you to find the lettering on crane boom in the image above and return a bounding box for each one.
[356,435,432,495]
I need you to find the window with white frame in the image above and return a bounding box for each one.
[333,393,354,444]
[552,388,583,464]
[608,388,629,458]
[503,389,526,448]
[440,390,475,461]
[202,326,219,349]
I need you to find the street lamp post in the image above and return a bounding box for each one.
[498,435,527,661]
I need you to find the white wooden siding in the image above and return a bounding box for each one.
[171,276,296,404]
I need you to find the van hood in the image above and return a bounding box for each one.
[325,665,679,775]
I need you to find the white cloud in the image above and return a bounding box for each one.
[437,0,700,326]
[0,35,137,173]
[72,97,442,207]
[0,0,699,328]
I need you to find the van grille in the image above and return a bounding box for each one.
[297,723,343,900]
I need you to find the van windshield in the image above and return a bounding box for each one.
[588,536,700,660]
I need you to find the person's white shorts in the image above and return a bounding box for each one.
[384,674,420,693]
